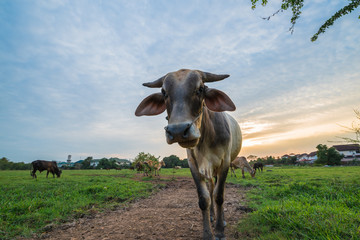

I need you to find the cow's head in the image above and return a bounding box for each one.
[56,169,62,178]
[250,169,256,178]
[135,69,236,148]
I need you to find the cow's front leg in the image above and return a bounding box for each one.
[214,165,229,240]
[196,177,214,239]
[189,162,214,239]
[208,178,215,223]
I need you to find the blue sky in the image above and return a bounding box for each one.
[1,0,359,163]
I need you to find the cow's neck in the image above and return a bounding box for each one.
[188,107,222,179]
[199,107,214,145]
[196,107,231,152]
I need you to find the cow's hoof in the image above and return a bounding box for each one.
[215,236,226,240]
[215,231,226,240]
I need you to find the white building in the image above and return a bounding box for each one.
[307,151,317,163]
[332,144,360,163]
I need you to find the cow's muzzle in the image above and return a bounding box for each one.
[164,122,201,148]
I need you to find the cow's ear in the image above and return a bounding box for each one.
[204,88,236,112]
[135,93,166,116]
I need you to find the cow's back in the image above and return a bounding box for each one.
[32,160,56,171]
[32,160,42,170]
[226,113,242,162]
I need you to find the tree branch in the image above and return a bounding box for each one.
[251,0,360,41]
[311,0,360,41]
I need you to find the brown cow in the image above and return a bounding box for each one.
[31,160,62,178]
[144,160,165,176]
[135,161,150,176]
[135,69,242,239]
[230,156,255,178]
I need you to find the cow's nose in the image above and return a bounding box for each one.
[165,122,193,142]
[164,126,174,140]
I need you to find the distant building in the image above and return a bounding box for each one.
[57,162,68,168]
[89,158,132,168]
[90,159,100,167]
[67,155,72,166]
[285,144,360,165]
[297,153,311,163]
[281,154,291,159]
[308,151,317,163]
[332,144,360,163]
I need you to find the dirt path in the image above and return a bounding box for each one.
[37,177,250,240]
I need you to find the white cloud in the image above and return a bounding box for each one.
[1,0,359,162]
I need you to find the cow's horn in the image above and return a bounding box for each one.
[202,72,230,82]
[143,75,166,88]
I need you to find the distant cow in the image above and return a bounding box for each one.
[230,157,255,178]
[253,162,264,173]
[135,161,144,172]
[144,160,165,176]
[31,160,62,178]
[135,69,242,239]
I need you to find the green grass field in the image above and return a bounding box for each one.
[1,167,359,239]
[0,169,161,239]
[227,166,360,239]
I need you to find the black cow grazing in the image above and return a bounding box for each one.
[253,162,264,173]
[31,160,62,178]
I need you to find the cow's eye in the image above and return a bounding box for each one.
[196,86,204,96]
[161,88,168,98]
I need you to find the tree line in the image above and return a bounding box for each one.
[1,140,356,171]
[0,157,31,170]
[63,157,132,170]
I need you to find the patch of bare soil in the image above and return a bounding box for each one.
[35,177,250,240]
